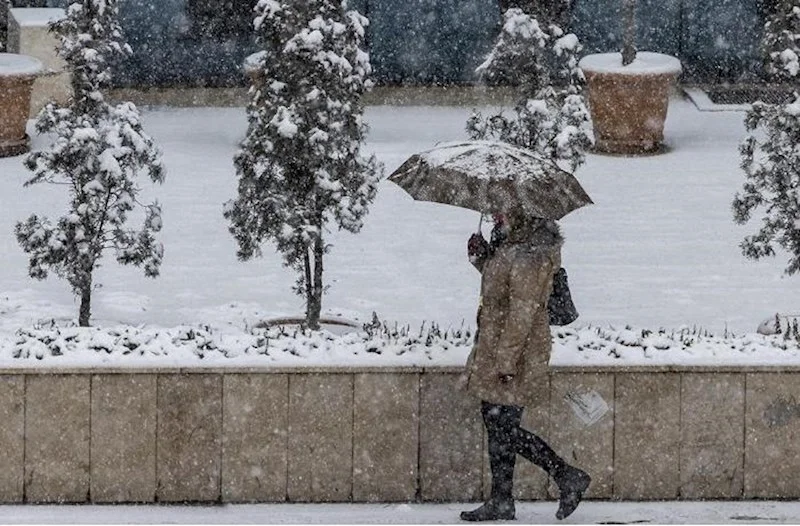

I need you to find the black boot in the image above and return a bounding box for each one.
[514,427,590,520]
[460,498,516,522]
[461,403,520,522]
[554,465,591,520]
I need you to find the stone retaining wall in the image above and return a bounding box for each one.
[0,366,796,503]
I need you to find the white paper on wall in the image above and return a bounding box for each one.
[564,387,610,426]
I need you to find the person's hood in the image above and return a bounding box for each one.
[507,218,564,248]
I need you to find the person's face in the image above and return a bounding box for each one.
[493,213,506,228]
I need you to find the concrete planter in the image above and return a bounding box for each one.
[579,52,681,155]
[0,53,42,157]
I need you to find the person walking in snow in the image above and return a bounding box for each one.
[461,210,590,522]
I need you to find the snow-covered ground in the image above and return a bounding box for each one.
[0,96,795,363]
[2,500,800,524]
[1,92,799,524]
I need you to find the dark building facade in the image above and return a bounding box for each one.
[5,0,767,87]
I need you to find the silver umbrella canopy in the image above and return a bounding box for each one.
[388,141,593,220]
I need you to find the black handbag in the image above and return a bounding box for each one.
[548,267,579,326]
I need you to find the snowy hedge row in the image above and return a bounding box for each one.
[4,321,800,368]
[6,321,473,368]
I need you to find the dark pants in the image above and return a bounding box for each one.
[481,401,567,501]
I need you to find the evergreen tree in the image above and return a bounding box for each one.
[732,99,800,274]
[15,0,164,327]
[732,1,800,275]
[466,8,592,173]
[224,0,381,330]
[763,0,800,81]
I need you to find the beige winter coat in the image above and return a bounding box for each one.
[463,223,561,407]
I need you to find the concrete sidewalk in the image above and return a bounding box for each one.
[0,501,798,524]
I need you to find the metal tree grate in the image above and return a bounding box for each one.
[704,87,796,105]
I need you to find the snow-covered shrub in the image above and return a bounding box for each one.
[763,0,800,81]
[8,318,475,364]
[15,0,164,327]
[466,8,592,173]
[224,0,382,330]
[732,2,800,275]
[8,321,800,368]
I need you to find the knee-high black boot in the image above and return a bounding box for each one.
[513,426,591,520]
[460,402,520,522]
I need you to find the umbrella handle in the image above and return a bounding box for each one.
[477,213,484,234]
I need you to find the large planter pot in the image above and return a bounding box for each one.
[0,53,42,157]
[579,52,682,155]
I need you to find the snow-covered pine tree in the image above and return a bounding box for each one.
[763,0,800,81]
[15,0,164,327]
[224,0,381,330]
[466,8,592,173]
[732,2,800,275]
[732,99,800,274]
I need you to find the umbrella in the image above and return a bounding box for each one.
[388,140,593,220]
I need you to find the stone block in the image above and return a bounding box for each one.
[550,372,614,499]
[419,373,483,502]
[680,373,744,499]
[353,373,419,502]
[222,374,288,502]
[614,373,680,500]
[287,373,353,502]
[157,374,222,502]
[745,373,800,498]
[29,73,71,116]
[518,382,552,500]
[25,374,90,503]
[0,376,23,503]
[8,8,71,115]
[91,374,157,502]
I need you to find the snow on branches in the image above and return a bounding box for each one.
[56,0,132,109]
[732,1,800,275]
[764,1,800,80]
[15,0,164,327]
[225,0,381,330]
[733,99,800,275]
[466,8,592,173]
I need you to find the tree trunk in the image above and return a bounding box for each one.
[303,247,314,328]
[79,282,92,327]
[621,0,636,66]
[306,235,324,331]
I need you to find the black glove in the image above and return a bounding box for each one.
[467,232,489,261]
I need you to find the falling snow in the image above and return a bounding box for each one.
[1,1,800,520]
